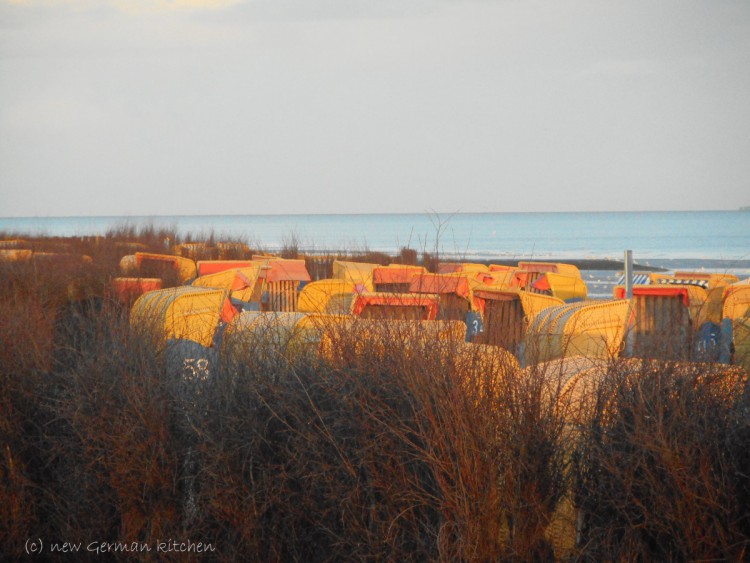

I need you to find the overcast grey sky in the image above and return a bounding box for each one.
[1,0,749,217]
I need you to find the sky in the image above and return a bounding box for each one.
[1,0,749,217]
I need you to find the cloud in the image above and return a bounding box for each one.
[2,0,450,21]
[1,0,248,14]
[110,0,248,15]
[2,95,110,132]
[221,0,441,22]
[571,59,663,81]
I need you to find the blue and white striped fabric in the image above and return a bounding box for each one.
[657,278,709,289]
[616,273,651,285]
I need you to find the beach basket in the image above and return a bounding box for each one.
[196,260,256,277]
[222,311,309,366]
[472,288,564,355]
[351,292,440,321]
[253,258,311,312]
[192,265,265,309]
[518,261,582,278]
[614,285,706,360]
[408,273,475,322]
[437,262,490,275]
[723,285,750,371]
[372,265,427,293]
[297,279,358,314]
[0,239,25,249]
[110,277,162,305]
[332,260,379,292]
[0,249,32,262]
[133,252,197,283]
[216,241,250,259]
[175,242,215,260]
[525,300,631,365]
[316,318,467,366]
[130,286,234,355]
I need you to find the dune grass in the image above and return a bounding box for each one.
[1,232,748,560]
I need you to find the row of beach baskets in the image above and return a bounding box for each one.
[112,252,750,373]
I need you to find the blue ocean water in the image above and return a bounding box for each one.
[3,211,748,299]
[2,211,747,264]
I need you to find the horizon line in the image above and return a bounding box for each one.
[0,208,743,220]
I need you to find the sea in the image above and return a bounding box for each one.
[2,211,749,299]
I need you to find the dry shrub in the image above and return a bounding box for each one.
[303,253,336,281]
[280,232,301,259]
[136,260,184,289]
[421,251,440,272]
[302,250,407,282]
[398,247,418,265]
[4,233,750,561]
[1,299,203,559]
[198,320,505,560]
[0,238,182,558]
[197,318,572,560]
[495,358,575,560]
[573,359,750,560]
[0,258,98,554]
[0,298,47,553]
[57,327,184,544]
[104,224,178,253]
